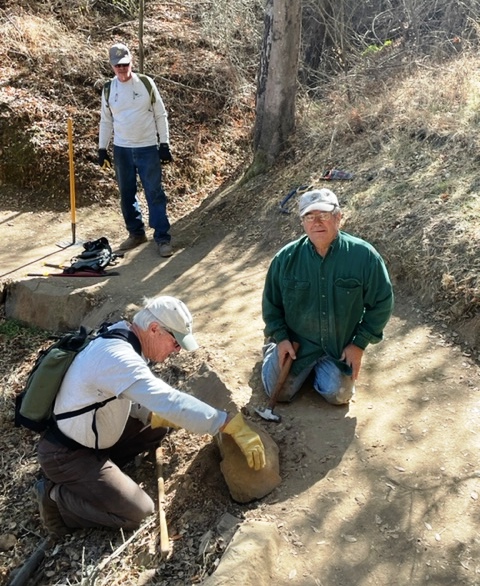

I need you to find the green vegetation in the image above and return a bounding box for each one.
[0,318,45,340]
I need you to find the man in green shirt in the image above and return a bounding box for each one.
[261,188,394,405]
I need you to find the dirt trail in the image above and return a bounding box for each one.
[263,300,480,585]
[2,202,480,586]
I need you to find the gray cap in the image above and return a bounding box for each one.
[109,43,131,66]
[298,189,339,216]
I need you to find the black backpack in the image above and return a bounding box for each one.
[64,237,117,275]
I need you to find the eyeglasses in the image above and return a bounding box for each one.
[162,327,176,341]
[302,212,335,223]
[113,63,130,69]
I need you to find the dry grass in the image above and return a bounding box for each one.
[290,50,480,333]
[0,14,97,65]
[0,1,254,210]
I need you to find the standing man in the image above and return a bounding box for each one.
[98,42,174,257]
[35,295,265,537]
[261,188,394,406]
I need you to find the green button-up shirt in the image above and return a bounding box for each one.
[262,231,394,376]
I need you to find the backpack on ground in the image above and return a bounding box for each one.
[64,237,117,275]
[15,324,142,434]
[103,73,156,108]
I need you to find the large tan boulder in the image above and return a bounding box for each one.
[217,419,281,503]
[184,364,282,503]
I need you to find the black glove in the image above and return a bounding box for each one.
[98,149,112,169]
[158,143,173,164]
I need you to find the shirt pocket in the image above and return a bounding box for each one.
[283,279,316,333]
[283,278,310,305]
[334,278,363,319]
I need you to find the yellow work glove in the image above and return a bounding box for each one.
[222,413,266,471]
[150,413,180,430]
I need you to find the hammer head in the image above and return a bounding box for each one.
[254,407,282,423]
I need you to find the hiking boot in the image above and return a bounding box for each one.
[34,479,69,538]
[158,241,173,257]
[119,234,148,251]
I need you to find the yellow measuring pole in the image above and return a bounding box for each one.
[67,117,76,243]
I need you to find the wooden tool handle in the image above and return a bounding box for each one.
[155,446,170,558]
[268,341,300,408]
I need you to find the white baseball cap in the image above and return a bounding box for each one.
[145,296,199,351]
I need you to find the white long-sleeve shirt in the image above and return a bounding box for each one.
[54,322,227,449]
[98,72,170,149]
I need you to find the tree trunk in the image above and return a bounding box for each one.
[138,0,145,73]
[252,0,302,171]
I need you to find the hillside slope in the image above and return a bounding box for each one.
[0,0,254,213]
[1,1,480,585]
[1,0,478,339]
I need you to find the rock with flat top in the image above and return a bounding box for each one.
[200,521,280,586]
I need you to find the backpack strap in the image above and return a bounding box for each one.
[55,396,118,422]
[137,73,156,104]
[103,74,156,110]
[97,328,142,356]
[51,328,142,452]
[103,79,112,105]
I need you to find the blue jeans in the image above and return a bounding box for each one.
[261,343,355,405]
[113,145,171,243]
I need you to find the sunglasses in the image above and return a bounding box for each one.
[160,326,176,340]
[113,63,130,68]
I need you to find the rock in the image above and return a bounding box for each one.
[217,419,281,503]
[216,512,241,544]
[200,521,280,586]
[5,279,101,332]
[198,513,242,561]
[0,533,17,551]
[183,364,282,503]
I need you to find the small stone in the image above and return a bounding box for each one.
[216,512,242,545]
[0,533,17,551]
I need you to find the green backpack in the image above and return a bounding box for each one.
[103,73,156,108]
[15,325,142,434]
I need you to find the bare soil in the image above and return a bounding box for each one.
[1,1,480,584]
[1,187,480,586]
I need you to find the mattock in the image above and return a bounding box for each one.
[255,342,300,422]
